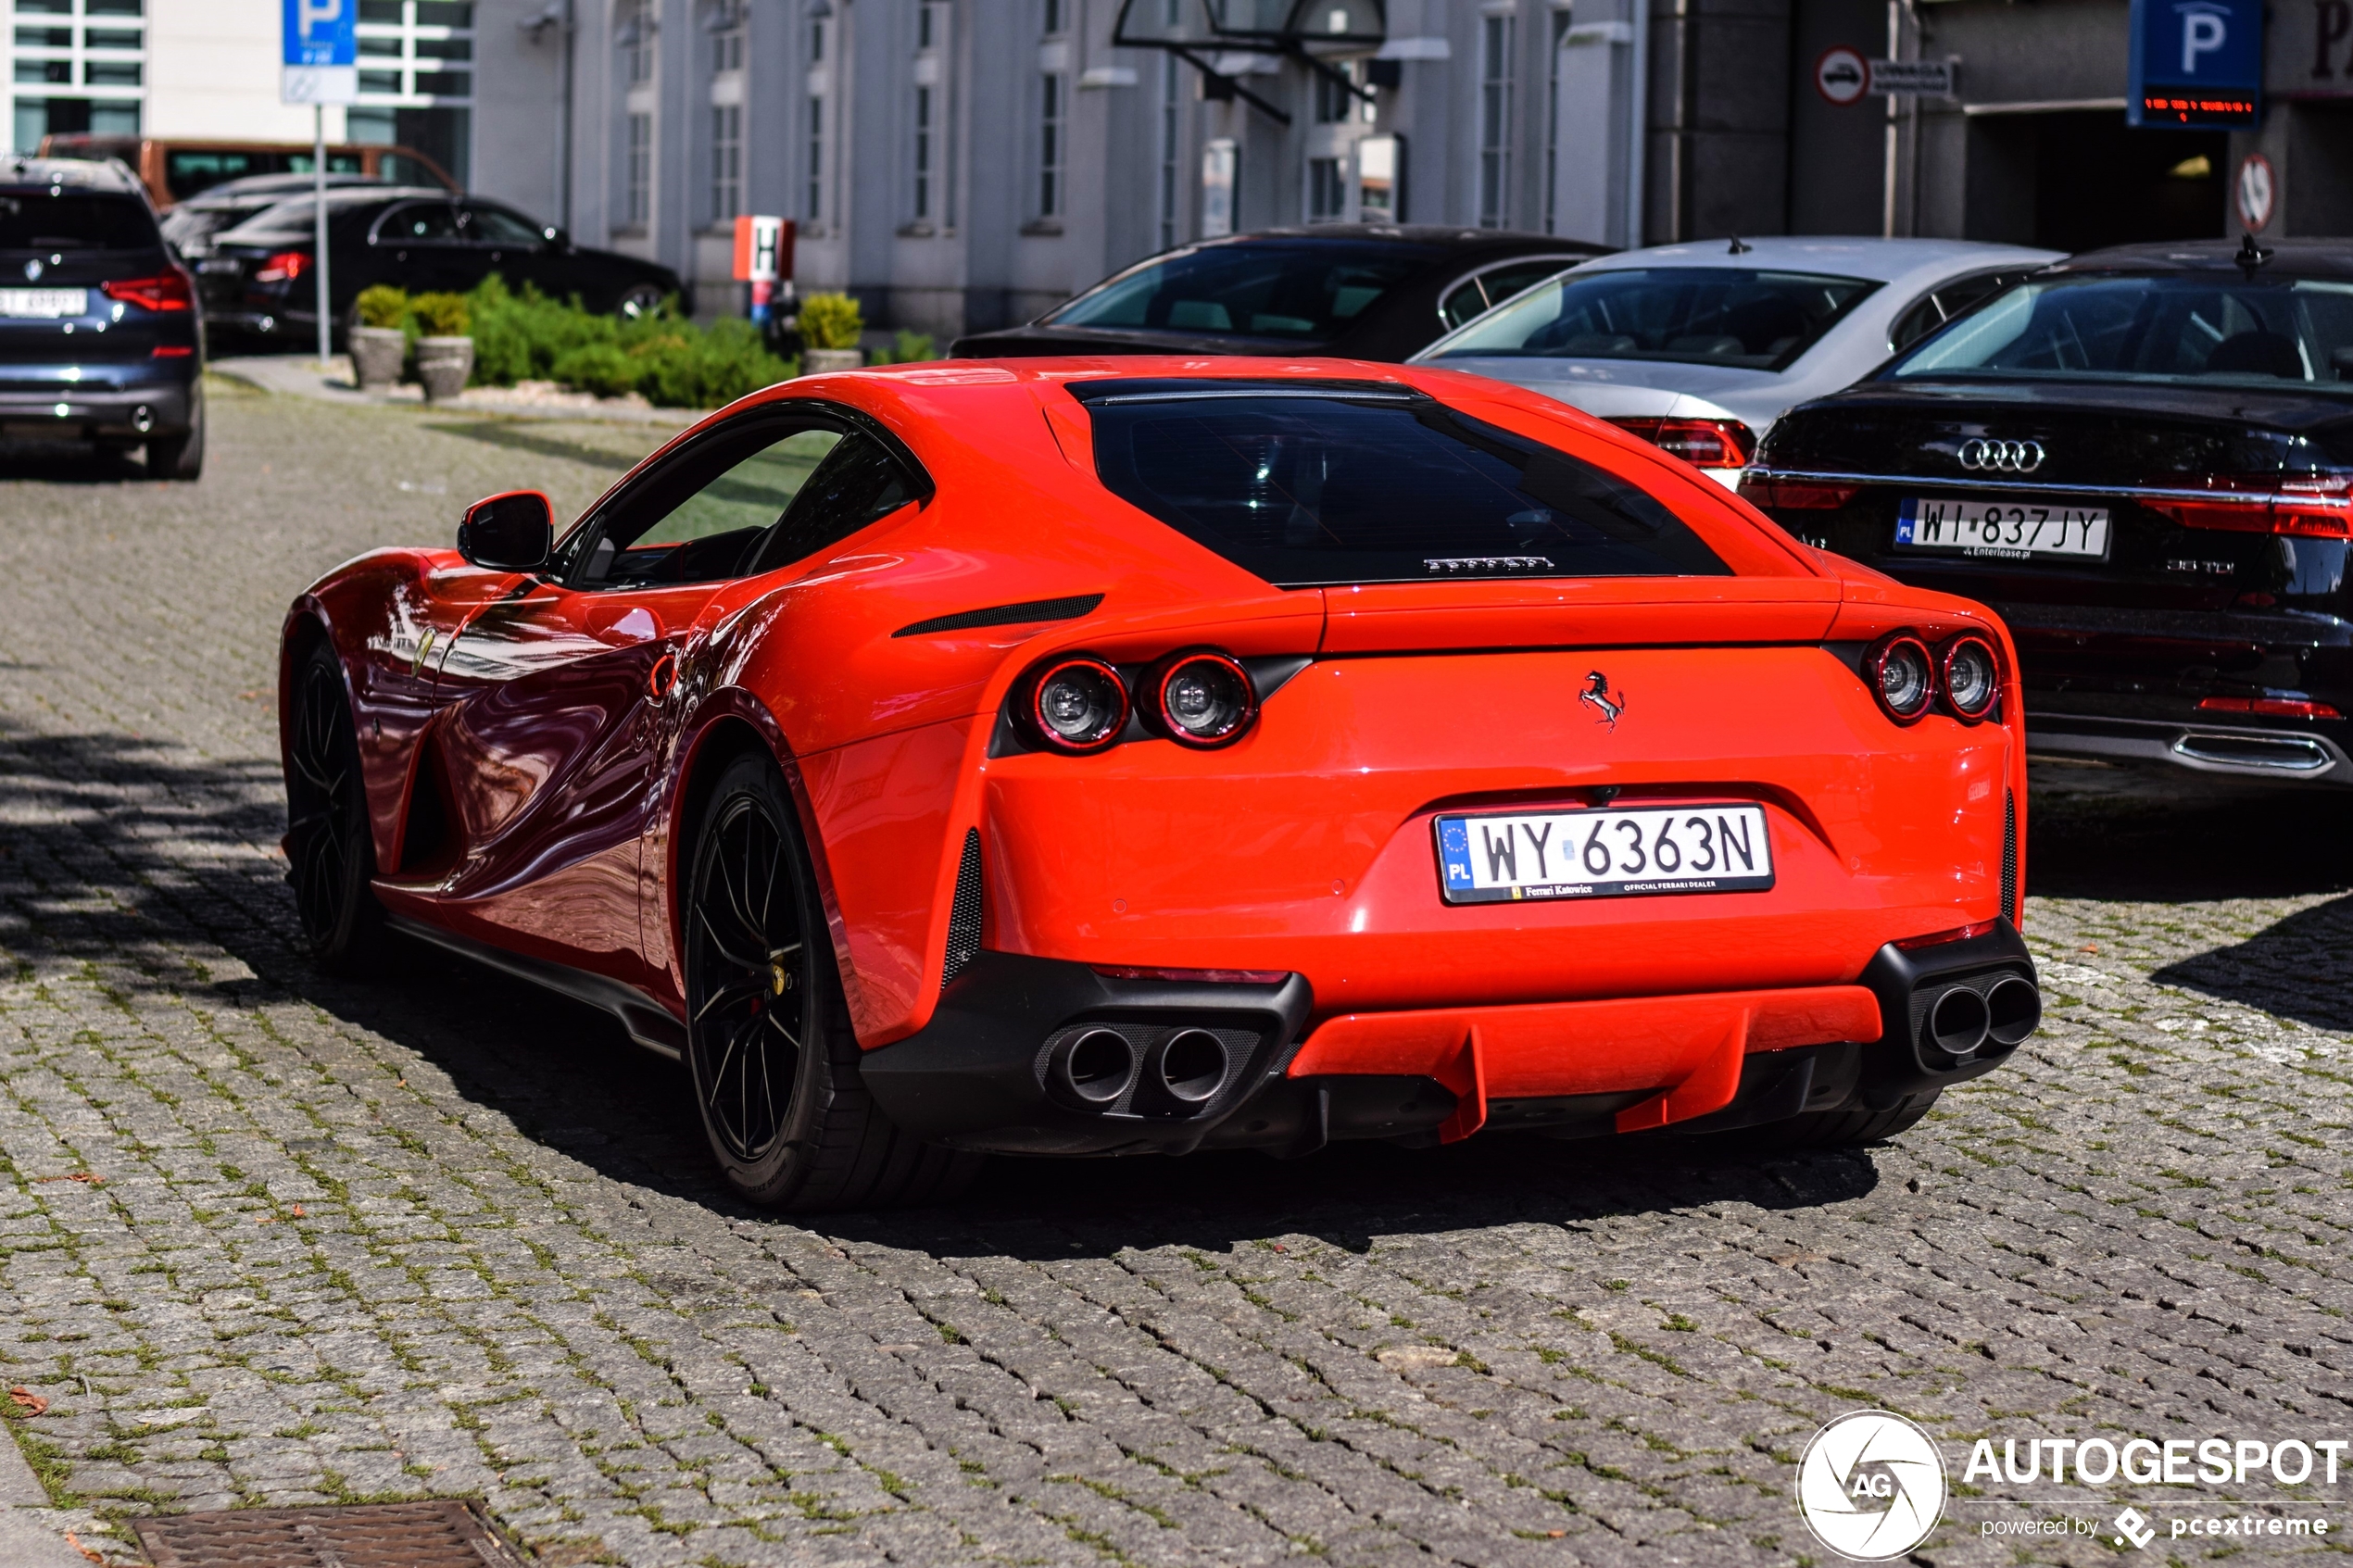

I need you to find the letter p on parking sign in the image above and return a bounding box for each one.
[2128,0,2260,125]
[283,0,359,104]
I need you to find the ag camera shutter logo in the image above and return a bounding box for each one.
[1795,1411,1949,1560]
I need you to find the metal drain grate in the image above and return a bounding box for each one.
[132,1499,524,1568]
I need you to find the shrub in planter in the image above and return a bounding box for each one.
[349,285,409,390]
[410,291,474,403]
[797,293,862,350]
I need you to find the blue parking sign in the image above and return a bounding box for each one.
[2128,0,2261,128]
[283,0,358,103]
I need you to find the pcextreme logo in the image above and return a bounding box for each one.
[1794,1411,1949,1561]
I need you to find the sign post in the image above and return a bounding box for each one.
[2128,0,2261,128]
[732,215,793,330]
[282,0,359,364]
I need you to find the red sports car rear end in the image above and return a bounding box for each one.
[279,357,2039,1209]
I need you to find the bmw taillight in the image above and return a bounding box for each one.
[1145,651,1257,748]
[1866,631,1934,724]
[1738,474,1857,510]
[1609,416,1756,469]
[1015,656,1129,754]
[1937,633,2001,721]
[2145,473,2353,538]
[254,250,312,285]
[101,268,194,312]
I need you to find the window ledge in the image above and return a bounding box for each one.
[1021,218,1064,236]
[899,220,937,237]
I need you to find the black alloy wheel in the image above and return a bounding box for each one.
[616,282,666,321]
[683,751,981,1210]
[283,643,390,972]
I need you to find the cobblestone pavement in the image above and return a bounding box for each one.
[0,383,2347,1567]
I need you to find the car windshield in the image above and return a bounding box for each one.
[1078,380,1730,588]
[215,190,403,243]
[0,193,159,252]
[1426,266,1880,371]
[1045,240,1441,342]
[1888,272,2353,391]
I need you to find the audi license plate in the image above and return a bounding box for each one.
[1894,496,2109,559]
[1434,804,1774,905]
[0,289,87,320]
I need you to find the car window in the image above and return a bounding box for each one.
[0,193,160,253]
[740,433,919,577]
[573,424,845,590]
[166,149,293,200]
[379,201,460,244]
[1890,274,2353,389]
[1888,269,2037,353]
[463,205,543,247]
[1427,267,1881,371]
[1440,258,1581,331]
[1077,379,1731,588]
[1045,239,1443,341]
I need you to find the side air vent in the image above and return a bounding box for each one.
[941,828,983,989]
[2005,789,2023,926]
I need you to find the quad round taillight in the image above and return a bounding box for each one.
[1017,656,1129,753]
[1867,632,1935,724]
[1938,633,2000,721]
[1146,651,1258,747]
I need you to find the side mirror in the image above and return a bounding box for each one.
[544,225,572,250]
[458,490,554,572]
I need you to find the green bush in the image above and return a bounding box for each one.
[354,285,409,330]
[410,291,471,337]
[874,329,937,366]
[463,275,795,408]
[798,292,862,350]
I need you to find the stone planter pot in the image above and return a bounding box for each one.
[800,346,864,375]
[415,335,474,403]
[348,326,407,391]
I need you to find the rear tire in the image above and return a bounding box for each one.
[683,751,981,1211]
[146,394,205,482]
[1765,1090,1940,1149]
[283,643,393,973]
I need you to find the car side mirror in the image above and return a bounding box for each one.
[544,225,571,250]
[458,490,554,572]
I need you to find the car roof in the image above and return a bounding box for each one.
[1161,225,1604,257]
[2052,238,2353,276]
[185,172,390,204]
[0,156,148,198]
[1573,236,2063,284]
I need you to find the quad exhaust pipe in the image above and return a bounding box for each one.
[1046,1024,1234,1112]
[1919,972,2042,1062]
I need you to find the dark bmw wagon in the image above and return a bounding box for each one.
[1745,239,2353,787]
[0,156,203,479]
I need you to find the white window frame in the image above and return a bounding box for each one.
[1478,11,1516,229]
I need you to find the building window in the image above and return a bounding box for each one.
[625,111,652,229]
[912,83,933,222]
[1313,63,1353,125]
[805,94,824,223]
[6,0,145,156]
[1038,72,1063,218]
[1308,156,1345,222]
[1043,0,1065,34]
[711,104,741,221]
[1157,48,1180,249]
[1478,12,1515,229]
[347,0,477,188]
[711,5,742,73]
[620,0,654,85]
[1543,7,1569,233]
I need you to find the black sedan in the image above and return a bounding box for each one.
[0,157,204,478]
[950,225,1605,362]
[196,188,684,345]
[1744,238,2353,786]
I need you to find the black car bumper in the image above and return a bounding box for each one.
[859,940,2041,1157]
[0,374,196,442]
[2026,711,2353,782]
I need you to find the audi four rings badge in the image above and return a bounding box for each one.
[1957,439,2046,472]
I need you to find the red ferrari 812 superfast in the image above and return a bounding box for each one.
[279,358,2041,1210]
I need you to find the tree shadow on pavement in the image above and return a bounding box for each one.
[0,721,1883,1254]
[2148,893,2353,1034]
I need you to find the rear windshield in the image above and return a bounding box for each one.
[1888,272,2353,392]
[216,190,399,243]
[1045,240,1441,342]
[1426,266,1880,371]
[1079,381,1730,588]
[0,193,159,252]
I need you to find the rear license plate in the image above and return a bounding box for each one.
[1433,804,1775,905]
[1894,496,2109,559]
[0,289,88,320]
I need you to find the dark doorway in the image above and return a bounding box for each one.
[2031,111,2225,251]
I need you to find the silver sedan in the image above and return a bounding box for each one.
[1411,236,2063,488]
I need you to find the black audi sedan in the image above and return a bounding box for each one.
[950,226,1605,361]
[1744,239,2353,785]
[0,156,204,478]
[199,187,684,345]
